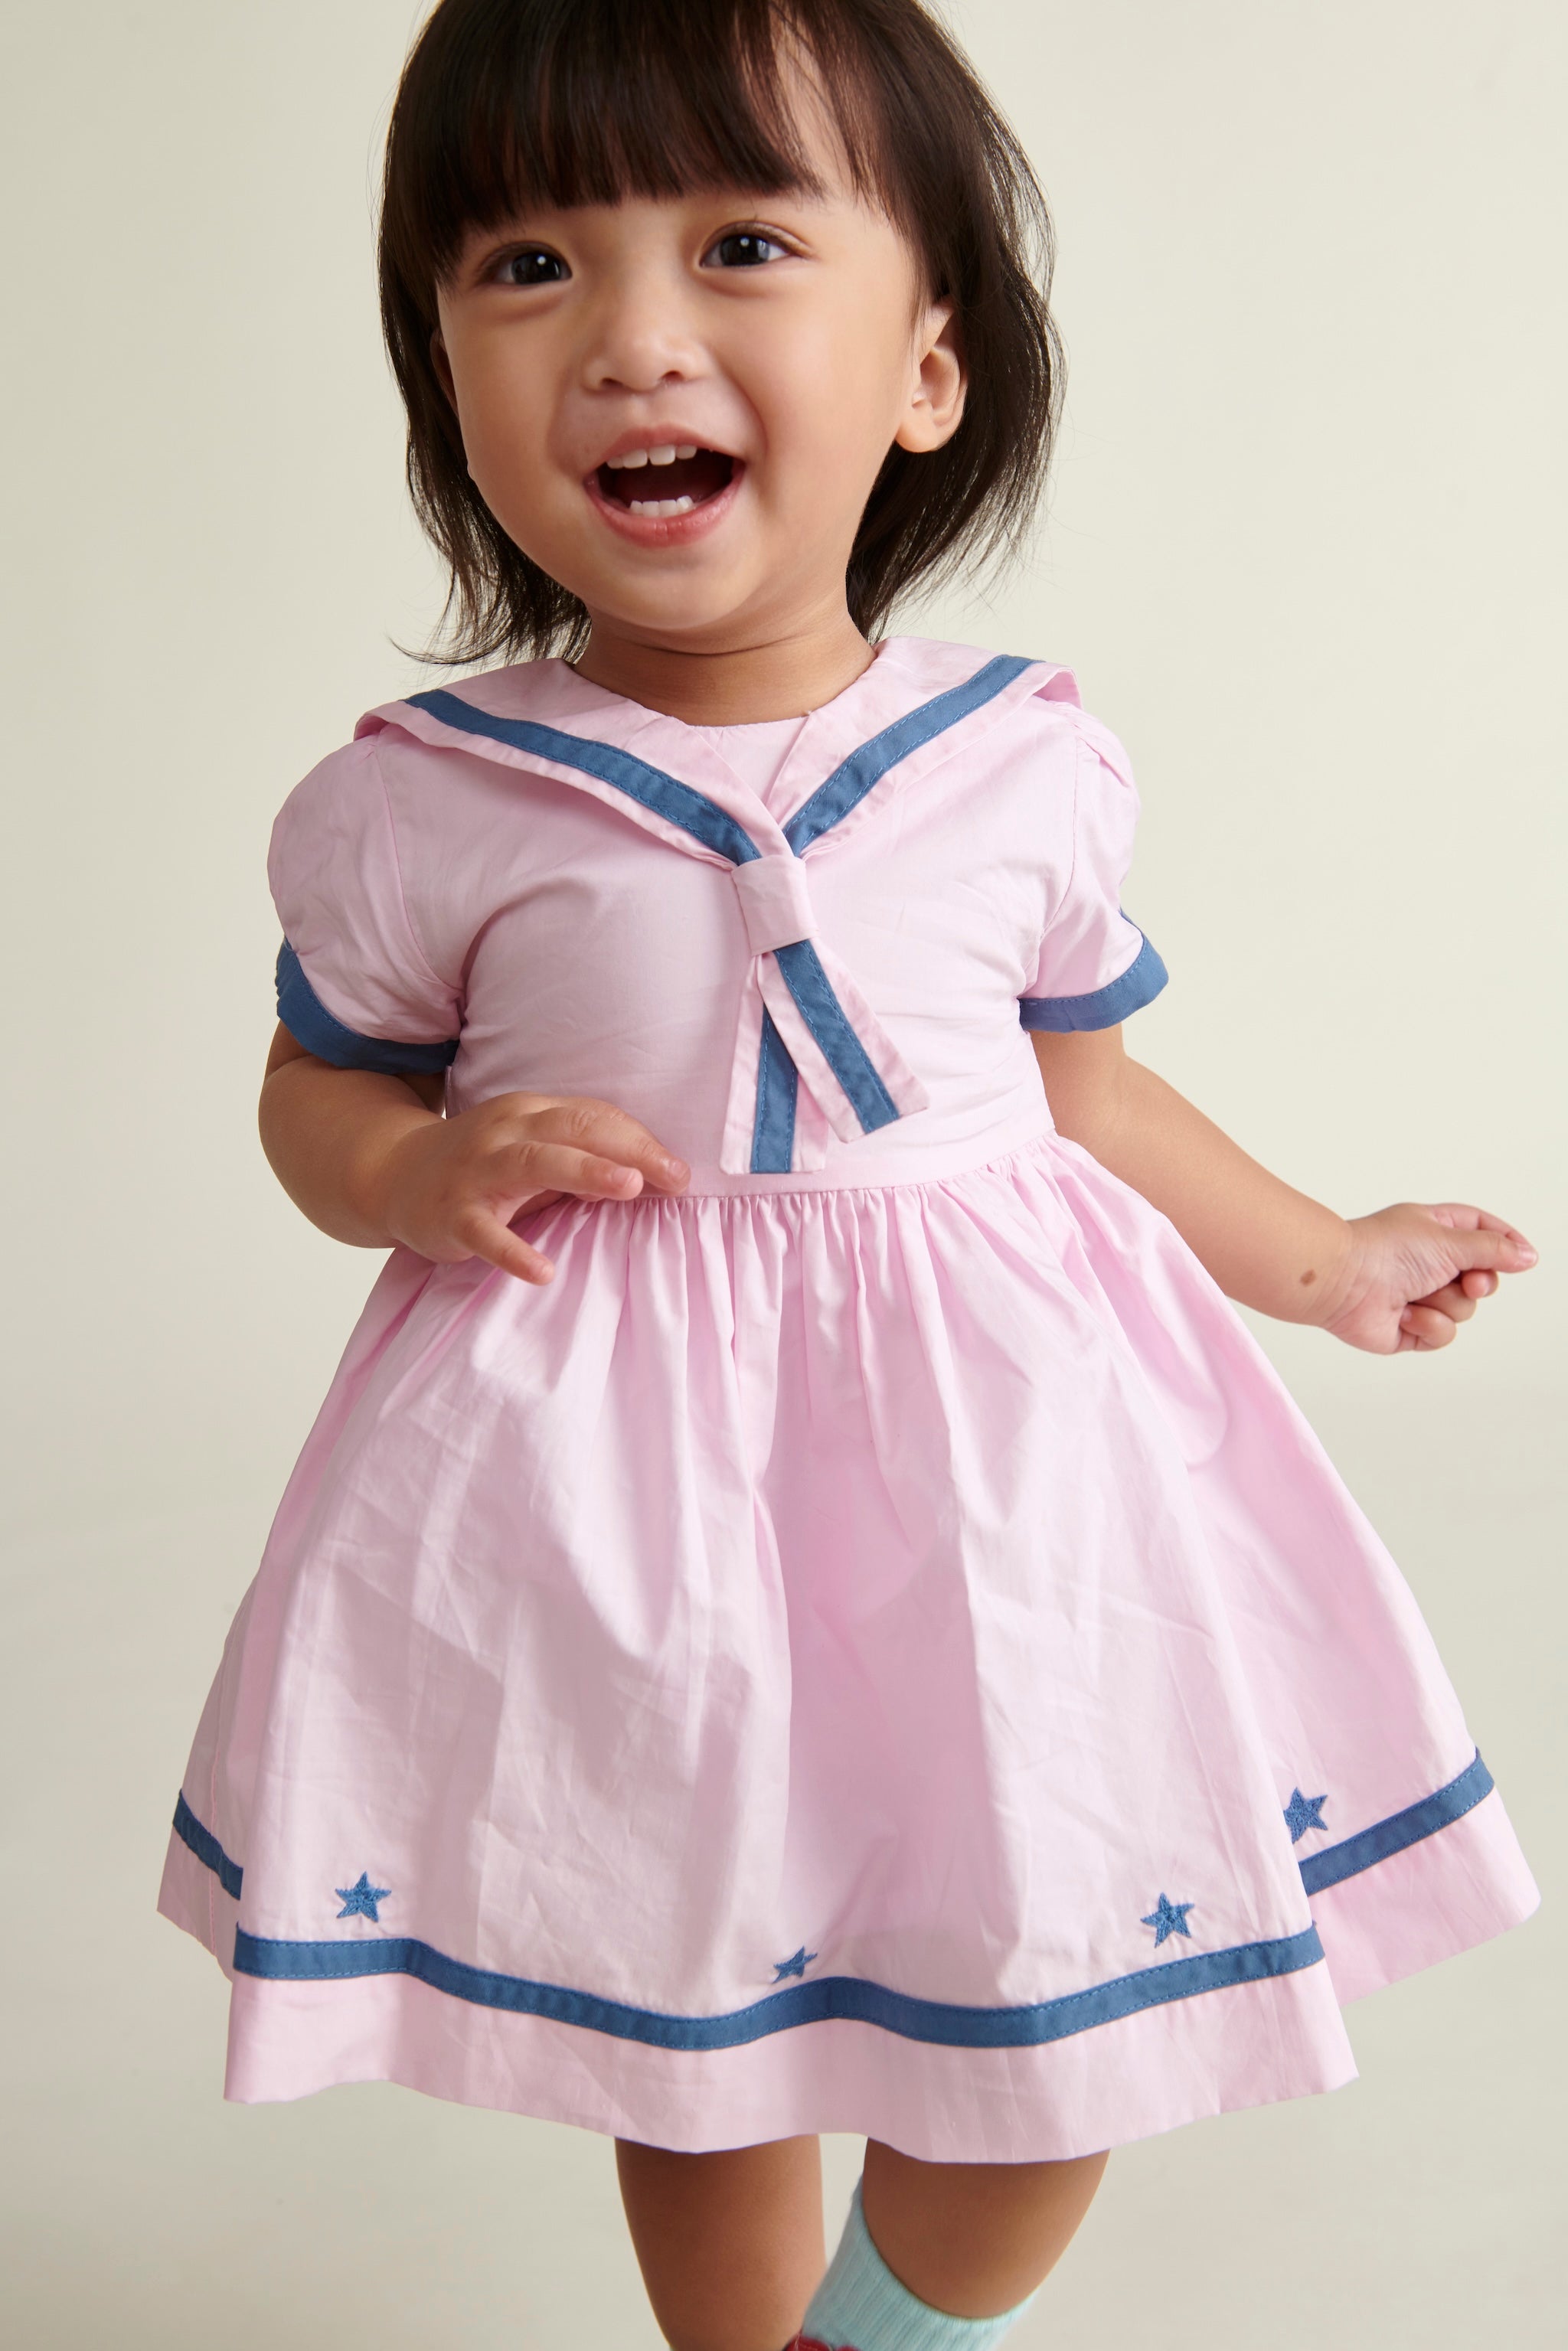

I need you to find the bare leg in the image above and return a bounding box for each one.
[616,2134,826,2351]
[859,2140,1108,2320]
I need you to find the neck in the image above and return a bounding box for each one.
[572,603,876,725]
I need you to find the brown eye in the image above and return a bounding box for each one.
[703,231,787,269]
[502,248,567,286]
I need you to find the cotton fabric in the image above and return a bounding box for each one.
[159,637,1536,2161]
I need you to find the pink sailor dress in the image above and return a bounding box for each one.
[158,635,1537,2162]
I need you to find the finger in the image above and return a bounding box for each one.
[1424,1205,1537,1265]
[1425,1202,1519,1232]
[1459,1269,1497,1300]
[505,1141,654,1201]
[1399,1303,1456,1350]
[1431,1226,1537,1277]
[456,1209,555,1285]
[529,1101,690,1192]
[1408,1280,1479,1324]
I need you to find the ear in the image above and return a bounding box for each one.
[895,301,966,454]
[430,328,457,407]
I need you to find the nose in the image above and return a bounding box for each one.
[580,269,704,396]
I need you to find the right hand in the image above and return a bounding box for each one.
[374,1092,690,1284]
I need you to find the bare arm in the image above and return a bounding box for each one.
[256,1021,1533,1340]
[260,1027,448,1242]
[260,1025,689,1285]
[1032,1027,1536,1353]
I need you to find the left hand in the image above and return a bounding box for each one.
[1318,1202,1537,1353]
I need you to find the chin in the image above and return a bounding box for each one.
[578,576,763,645]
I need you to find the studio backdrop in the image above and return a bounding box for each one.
[2,5,1561,2347]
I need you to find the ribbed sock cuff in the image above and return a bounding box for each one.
[798,2180,1039,2350]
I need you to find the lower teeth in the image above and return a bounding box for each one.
[626,495,696,518]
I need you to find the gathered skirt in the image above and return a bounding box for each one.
[159,1131,1536,2160]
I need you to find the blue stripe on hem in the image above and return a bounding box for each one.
[172,1749,1500,2036]
[230,1923,1325,2052]
[172,1793,243,1900]
[783,655,1035,855]
[773,939,900,1134]
[276,942,459,1076]
[1019,932,1168,1033]
[1298,1753,1494,1896]
[405,690,763,868]
[751,1008,799,1173]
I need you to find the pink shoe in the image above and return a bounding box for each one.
[787,2338,861,2351]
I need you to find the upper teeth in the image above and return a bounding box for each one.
[606,443,699,469]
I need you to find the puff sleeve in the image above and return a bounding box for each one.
[268,735,462,1074]
[1018,718,1168,1032]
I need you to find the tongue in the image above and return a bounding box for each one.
[605,449,733,505]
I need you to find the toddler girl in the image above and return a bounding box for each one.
[159,2,1539,2345]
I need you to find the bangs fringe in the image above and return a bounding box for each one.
[409,0,897,270]
[380,0,1062,661]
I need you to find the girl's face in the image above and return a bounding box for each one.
[433,106,965,657]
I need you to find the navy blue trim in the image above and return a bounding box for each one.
[751,1008,799,1174]
[773,939,899,1134]
[1298,1753,1493,1896]
[276,942,459,1076]
[408,670,1038,1154]
[231,1922,1323,2051]
[405,690,763,868]
[188,1754,1499,2045]
[172,1793,243,1900]
[1019,931,1168,1033]
[784,655,1034,855]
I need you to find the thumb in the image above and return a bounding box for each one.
[1426,1210,1537,1275]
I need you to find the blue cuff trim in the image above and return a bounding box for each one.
[1298,1752,1494,1896]
[1020,930,1168,1033]
[276,941,459,1076]
[172,1792,243,1900]
[230,1920,1323,2050]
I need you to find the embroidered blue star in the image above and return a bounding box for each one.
[772,1946,818,1981]
[1141,1893,1195,1947]
[335,1872,390,1922]
[1283,1788,1328,1843]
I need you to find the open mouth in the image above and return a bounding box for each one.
[596,445,737,518]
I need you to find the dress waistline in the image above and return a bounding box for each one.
[663,1108,1057,1200]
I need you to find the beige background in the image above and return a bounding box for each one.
[2,2,1562,2343]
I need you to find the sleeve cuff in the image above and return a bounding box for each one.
[1019,930,1168,1033]
[275,940,459,1075]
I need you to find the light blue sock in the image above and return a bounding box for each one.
[795,2179,1040,2351]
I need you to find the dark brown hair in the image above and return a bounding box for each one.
[379,0,1062,662]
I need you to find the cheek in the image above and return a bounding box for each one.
[451,341,554,487]
[753,305,910,479]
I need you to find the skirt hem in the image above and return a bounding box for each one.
[157,1782,1537,2163]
